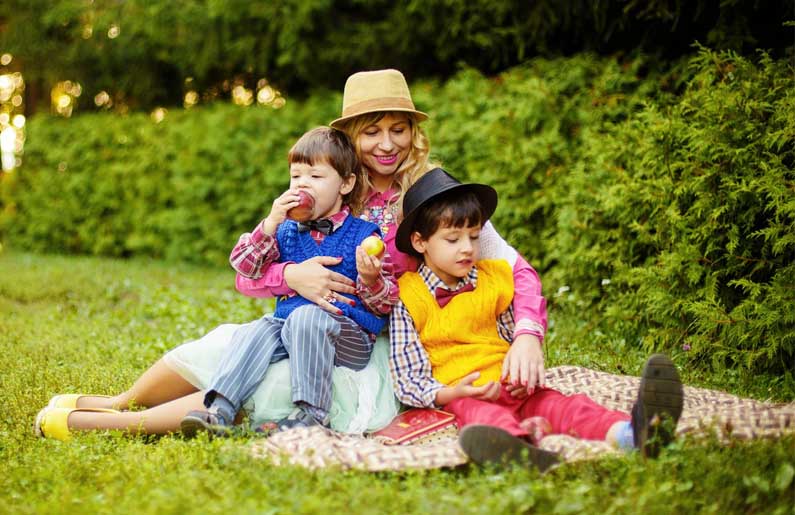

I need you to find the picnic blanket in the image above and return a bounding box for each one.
[249,366,795,471]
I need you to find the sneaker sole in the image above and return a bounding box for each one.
[638,354,684,457]
[180,414,231,439]
[459,425,560,473]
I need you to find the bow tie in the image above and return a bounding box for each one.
[297,219,334,235]
[434,283,474,308]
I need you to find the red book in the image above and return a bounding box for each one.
[371,408,457,445]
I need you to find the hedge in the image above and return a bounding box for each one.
[3,0,791,111]
[550,49,795,374]
[2,48,792,374]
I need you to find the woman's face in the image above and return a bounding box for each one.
[356,113,412,184]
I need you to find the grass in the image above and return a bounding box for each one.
[1,250,793,514]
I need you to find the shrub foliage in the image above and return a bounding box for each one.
[2,48,793,374]
[1,0,791,111]
[557,49,795,373]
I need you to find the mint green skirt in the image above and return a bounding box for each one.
[163,324,399,433]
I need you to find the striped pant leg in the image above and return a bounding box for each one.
[328,312,374,370]
[280,305,374,412]
[204,315,288,409]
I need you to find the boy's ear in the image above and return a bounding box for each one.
[410,232,427,255]
[340,174,356,196]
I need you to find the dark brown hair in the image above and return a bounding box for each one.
[407,190,485,259]
[287,127,364,214]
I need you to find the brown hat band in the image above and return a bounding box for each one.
[341,97,418,118]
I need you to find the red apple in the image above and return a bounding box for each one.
[361,235,385,258]
[286,190,315,222]
[519,416,552,445]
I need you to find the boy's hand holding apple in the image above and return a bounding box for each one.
[262,189,315,235]
[286,190,315,222]
[355,235,385,287]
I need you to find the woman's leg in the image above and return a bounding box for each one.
[75,359,198,410]
[67,391,206,435]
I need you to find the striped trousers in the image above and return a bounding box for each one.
[204,304,374,412]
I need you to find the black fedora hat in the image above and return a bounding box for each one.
[395,168,498,254]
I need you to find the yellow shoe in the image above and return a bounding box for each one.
[34,406,119,441]
[47,394,113,409]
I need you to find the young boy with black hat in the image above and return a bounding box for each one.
[389,168,685,468]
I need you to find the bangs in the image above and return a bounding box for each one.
[287,127,358,178]
[406,190,484,258]
[435,192,484,229]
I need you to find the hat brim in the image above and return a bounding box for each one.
[330,108,429,129]
[395,183,498,255]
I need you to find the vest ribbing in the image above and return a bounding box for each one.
[398,259,514,386]
[274,215,385,335]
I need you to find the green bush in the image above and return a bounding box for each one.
[2,95,338,263]
[3,49,793,375]
[546,48,794,374]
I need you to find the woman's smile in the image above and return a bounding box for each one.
[358,113,412,182]
[375,154,399,165]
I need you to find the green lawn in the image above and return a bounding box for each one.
[1,250,793,514]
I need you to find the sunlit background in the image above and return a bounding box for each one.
[0,15,286,174]
[0,53,25,172]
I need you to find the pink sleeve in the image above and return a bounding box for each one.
[382,222,419,278]
[235,261,296,298]
[511,254,548,340]
[229,221,280,279]
[356,238,400,315]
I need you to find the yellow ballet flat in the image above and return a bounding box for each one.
[47,394,113,409]
[34,407,119,441]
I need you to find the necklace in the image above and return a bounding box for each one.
[360,191,400,236]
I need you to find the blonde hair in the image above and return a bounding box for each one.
[337,111,440,217]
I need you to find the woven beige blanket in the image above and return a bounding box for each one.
[250,366,795,471]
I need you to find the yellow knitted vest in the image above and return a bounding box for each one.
[398,259,514,387]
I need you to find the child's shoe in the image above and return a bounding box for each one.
[275,407,330,432]
[631,354,684,458]
[458,424,560,472]
[180,410,233,438]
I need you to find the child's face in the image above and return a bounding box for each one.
[411,222,482,288]
[357,113,412,184]
[289,160,355,220]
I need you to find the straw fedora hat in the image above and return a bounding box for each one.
[330,69,429,129]
[395,168,497,255]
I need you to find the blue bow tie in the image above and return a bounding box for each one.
[297,219,334,235]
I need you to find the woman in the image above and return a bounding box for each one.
[268,70,548,390]
[35,69,546,440]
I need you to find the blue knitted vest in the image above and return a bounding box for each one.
[273,215,386,335]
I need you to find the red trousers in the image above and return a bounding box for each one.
[445,385,630,440]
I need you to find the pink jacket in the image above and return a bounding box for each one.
[234,188,547,341]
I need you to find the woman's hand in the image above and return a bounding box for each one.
[283,256,357,313]
[501,334,545,393]
[261,189,301,235]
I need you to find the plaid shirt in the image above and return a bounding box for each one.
[389,262,522,408]
[229,206,398,315]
